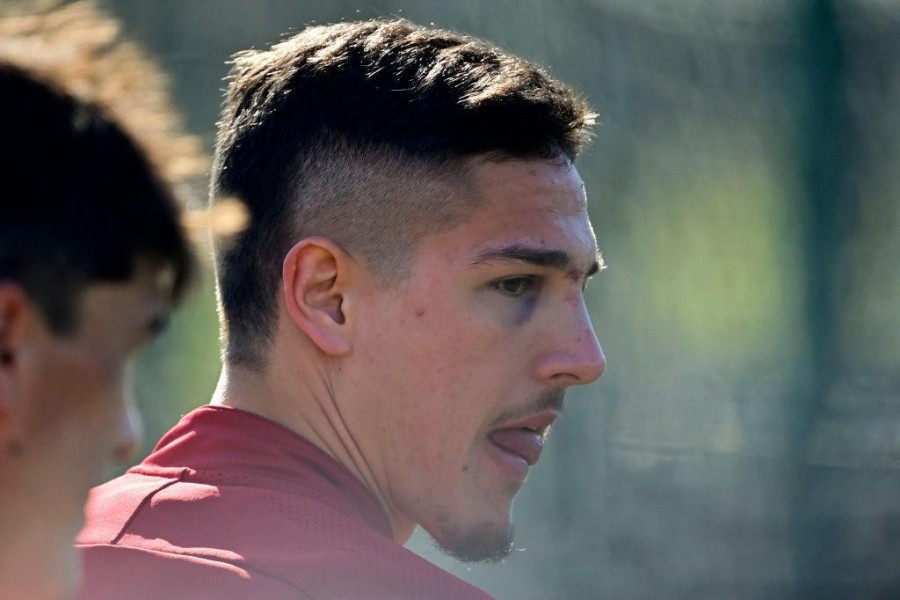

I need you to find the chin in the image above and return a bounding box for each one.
[430,517,515,564]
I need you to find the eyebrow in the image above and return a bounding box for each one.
[471,244,604,278]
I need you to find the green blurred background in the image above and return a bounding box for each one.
[91,0,900,598]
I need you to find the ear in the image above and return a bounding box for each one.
[282,237,354,356]
[0,283,31,437]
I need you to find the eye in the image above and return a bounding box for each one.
[493,276,539,298]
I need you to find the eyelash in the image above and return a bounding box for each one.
[492,276,541,298]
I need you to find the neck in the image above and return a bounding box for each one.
[211,354,415,543]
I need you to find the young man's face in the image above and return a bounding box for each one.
[0,261,172,599]
[348,157,606,562]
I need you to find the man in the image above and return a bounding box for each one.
[0,63,193,599]
[76,19,606,599]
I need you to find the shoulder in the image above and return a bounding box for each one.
[76,469,492,599]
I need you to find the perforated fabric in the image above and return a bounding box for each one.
[74,405,493,600]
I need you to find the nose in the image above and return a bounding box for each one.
[535,297,606,387]
[112,382,142,463]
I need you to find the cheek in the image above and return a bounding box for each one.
[395,317,511,435]
[36,349,125,435]
[358,290,520,438]
[398,314,489,396]
[64,355,121,409]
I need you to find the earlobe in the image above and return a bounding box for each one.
[282,238,353,356]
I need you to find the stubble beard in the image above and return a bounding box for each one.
[431,517,515,564]
[427,388,566,563]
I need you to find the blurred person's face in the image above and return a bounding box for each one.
[347,158,606,562]
[0,261,172,600]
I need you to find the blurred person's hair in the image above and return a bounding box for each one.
[212,18,596,368]
[0,62,193,333]
[0,0,206,189]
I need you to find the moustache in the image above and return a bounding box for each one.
[489,388,566,429]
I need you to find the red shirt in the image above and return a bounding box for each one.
[75,405,492,600]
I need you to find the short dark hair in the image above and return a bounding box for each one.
[0,63,193,334]
[213,18,596,368]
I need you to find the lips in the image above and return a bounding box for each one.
[487,410,557,467]
[488,428,544,466]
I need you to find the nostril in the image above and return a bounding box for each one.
[541,348,605,386]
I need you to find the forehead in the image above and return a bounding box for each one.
[442,157,597,260]
[469,157,588,211]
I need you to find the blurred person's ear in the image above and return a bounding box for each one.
[0,284,29,446]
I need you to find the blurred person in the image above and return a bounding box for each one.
[0,0,207,188]
[76,18,606,599]
[0,62,193,600]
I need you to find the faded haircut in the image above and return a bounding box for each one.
[212,18,596,368]
[0,63,193,334]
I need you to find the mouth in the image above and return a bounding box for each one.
[487,410,558,472]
